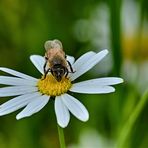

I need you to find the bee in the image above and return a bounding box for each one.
[43,39,74,82]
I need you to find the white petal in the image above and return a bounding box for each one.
[16,95,49,119]
[66,55,75,65]
[0,67,37,81]
[55,96,70,128]
[71,77,124,86]
[30,55,45,74]
[70,84,115,94]
[0,76,37,86]
[61,94,89,122]
[70,49,108,81]
[0,92,40,116]
[0,86,38,97]
[71,51,96,72]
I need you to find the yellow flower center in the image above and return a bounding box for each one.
[37,75,72,96]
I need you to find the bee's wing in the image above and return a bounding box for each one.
[44,39,63,50]
[54,39,63,49]
[44,40,53,51]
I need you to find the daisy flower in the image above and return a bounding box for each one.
[0,49,123,128]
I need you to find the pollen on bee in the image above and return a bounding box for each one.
[37,74,72,96]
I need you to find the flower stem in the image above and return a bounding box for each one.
[117,89,148,148]
[57,124,66,148]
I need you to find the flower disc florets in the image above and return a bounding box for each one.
[37,75,72,96]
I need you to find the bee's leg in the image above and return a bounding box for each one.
[65,68,69,78]
[43,57,48,74]
[42,68,51,80]
[67,60,75,73]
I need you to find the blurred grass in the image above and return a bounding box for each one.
[0,0,148,148]
[108,0,122,76]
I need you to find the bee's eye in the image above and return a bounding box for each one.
[45,57,48,60]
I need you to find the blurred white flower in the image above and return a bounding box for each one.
[73,3,110,48]
[68,128,115,148]
[0,49,123,128]
[121,0,148,94]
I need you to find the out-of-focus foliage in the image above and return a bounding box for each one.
[0,0,148,148]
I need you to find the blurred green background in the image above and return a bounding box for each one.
[0,0,148,147]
